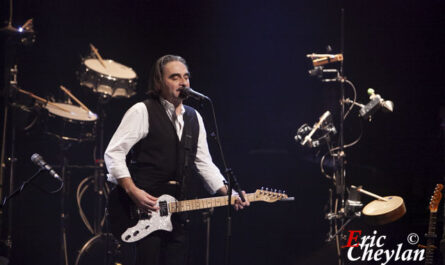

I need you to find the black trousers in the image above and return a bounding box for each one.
[135,216,189,265]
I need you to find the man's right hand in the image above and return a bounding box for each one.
[117,177,159,212]
[128,187,159,212]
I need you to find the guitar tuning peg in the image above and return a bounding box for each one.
[283,190,286,194]
[278,190,282,194]
[265,187,269,192]
[274,189,277,193]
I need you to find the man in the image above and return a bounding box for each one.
[104,55,249,265]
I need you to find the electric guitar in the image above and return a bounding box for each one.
[419,184,443,265]
[108,187,289,243]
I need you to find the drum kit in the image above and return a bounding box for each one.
[16,44,137,143]
[12,44,138,265]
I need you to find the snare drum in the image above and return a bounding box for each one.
[79,58,137,98]
[45,103,98,142]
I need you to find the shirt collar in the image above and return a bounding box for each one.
[160,97,185,116]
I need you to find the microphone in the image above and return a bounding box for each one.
[359,88,394,119]
[294,124,312,142]
[31,153,62,182]
[179,87,210,101]
[306,53,344,67]
[301,111,332,147]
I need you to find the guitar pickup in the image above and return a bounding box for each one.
[159,201,168,216]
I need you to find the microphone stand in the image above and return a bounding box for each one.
[202,208,214,265]
[205,98,245,265]
[1,168,64,208]
[75,96,116,265]
[1,169,44,207]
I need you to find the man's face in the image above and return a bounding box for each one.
[160,61,190,104]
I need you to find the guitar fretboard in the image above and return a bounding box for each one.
[425,212,438,265]
[168,193,257,213]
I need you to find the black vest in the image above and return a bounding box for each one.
[129,98,199,198]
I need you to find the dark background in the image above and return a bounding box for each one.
[0,0,444,264]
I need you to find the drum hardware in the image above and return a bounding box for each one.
[300,28,396,263]
[75,90,121,265]
[17,87,98,143]
[325,186,362,242]
[1,17,36,260]
[75,45,138,256]
[74,233,135,265]
[0,18,36,45]
[345,186,363,216]
[78,44,138,99]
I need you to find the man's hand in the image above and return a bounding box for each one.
[118,177,159,212]
[233,190,250,211]
[218,186,250,211]
[128,187,159,212]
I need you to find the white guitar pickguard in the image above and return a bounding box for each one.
[121,194,176,243]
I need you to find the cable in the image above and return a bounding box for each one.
[343,79,357,120]
[30,180,64,194]
[320,152,333,180]
[329,118,363,152]
[76,177,95,234]
[208,99,229,171]
[76,176,110,234]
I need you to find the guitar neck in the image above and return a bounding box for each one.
[169,193,257,213]
[427,212,437,236]
[426,212,438,247]
[425,212,438,265]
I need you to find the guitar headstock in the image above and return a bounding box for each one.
[254,188,288,203]
[429,184,443,213]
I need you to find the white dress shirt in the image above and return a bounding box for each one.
[104,98,226,194]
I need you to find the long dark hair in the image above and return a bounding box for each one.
[147,55,188,97]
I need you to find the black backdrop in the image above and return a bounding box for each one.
[0,0,444,264]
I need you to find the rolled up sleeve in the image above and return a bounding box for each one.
[104,102,148,183]
[194,111,226,194]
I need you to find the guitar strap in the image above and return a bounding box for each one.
[178,107,196,201]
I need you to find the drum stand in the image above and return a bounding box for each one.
[0,22,35,263]
[58,141,72,265]
[75,97,120,265]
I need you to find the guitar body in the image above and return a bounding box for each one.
[108,186,177,243]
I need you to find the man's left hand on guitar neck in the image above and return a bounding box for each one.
[217,186,250,211]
